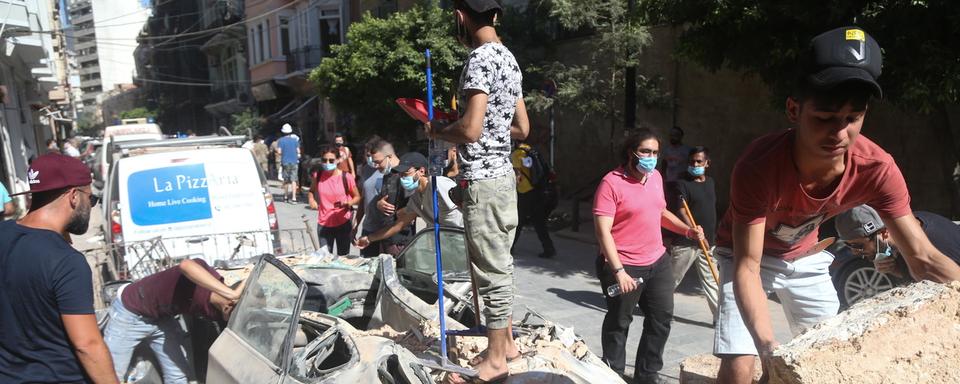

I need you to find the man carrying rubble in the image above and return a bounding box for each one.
[714,26,960,383]
[356,153,463,250]
[425,0,529,381]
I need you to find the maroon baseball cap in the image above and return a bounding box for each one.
[11,153,92,196]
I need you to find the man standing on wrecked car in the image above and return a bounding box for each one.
[0,154,118,384]
[104,259,242,383]
[426,0,529,381]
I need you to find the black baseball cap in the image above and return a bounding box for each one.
[457,0,502,13]
[802,26,883,98]
[392,152,428,174]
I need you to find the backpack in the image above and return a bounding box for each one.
[517,145,558,212]
[517,145,552,189]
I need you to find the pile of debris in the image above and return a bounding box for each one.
[217,252,379,286]
[767,281,960,384]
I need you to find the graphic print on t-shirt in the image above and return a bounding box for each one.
[769,213,826,245]
[457,42,523,181]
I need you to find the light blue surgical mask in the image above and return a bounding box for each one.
[875,236,894,262]
[400,175,419,191]
[636,156,657,173]
[322,162,337,172]
[367,156,375,168]
[688,165,705,176]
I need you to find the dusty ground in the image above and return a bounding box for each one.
[768,281,960,384]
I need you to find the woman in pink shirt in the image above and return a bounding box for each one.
[308,146,361,256]
[593,130,703,383]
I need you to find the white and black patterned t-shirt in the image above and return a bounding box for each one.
[457,42,523,181]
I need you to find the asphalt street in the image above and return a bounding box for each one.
[74,181,792,383]
[271,183,793,382]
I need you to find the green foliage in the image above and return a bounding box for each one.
[74,111,100,137]
[118,107,157,120]
[310,2,467,139]
[641,0,960,112]
[525,0,669,125]
[231,109,261,137]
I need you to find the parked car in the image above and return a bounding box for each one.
[828,242,907,308]
[101,136,279,276]
[99,123,163,183]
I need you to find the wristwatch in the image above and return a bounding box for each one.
[613,267,625,274]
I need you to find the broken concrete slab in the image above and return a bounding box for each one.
[768,281,960,384]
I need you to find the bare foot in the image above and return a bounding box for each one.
[446,357,509,383]
[468,344,523,366]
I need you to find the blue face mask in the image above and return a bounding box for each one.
[636,156,658,173]
[875,236,893,262]
[688,165,705,176]
[322,162,337,172]
[366,156,375,168]
[400,175,419,191]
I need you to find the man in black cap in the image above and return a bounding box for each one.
[426,0,529,381]
[712,27,960,383]
[836,205,960,280]
[355,152,463,249]
[0,153,118,383]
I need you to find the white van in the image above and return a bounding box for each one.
[100,123,163,182]
[103,145,279,272]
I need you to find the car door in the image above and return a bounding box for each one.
[207,255,307,384]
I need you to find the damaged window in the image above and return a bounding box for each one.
[396,229,471,303]
[229,261,300,367]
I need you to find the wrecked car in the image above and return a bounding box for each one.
[104,227,625,383]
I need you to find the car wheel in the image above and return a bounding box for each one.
[836,258,895,307]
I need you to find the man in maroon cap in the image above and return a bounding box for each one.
[0,153,118,383]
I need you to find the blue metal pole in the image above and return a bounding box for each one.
[426,49,448,363]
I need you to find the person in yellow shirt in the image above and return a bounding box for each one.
[511,142,556,258]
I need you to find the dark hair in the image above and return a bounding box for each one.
[453,0,499,26]
[671,126,684,136]
[254,134,263,141]
[334,132,345,139]
[793,79,873,112]
[619,129,661,168]
[318,145,340,159]
[29,187,70,212]
[689,146,709,160]
[364,135,382,153]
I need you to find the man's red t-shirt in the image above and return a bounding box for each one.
[121,259,225,321]
[715,129,912,259]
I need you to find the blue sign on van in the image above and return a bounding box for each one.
[128,164,213,226]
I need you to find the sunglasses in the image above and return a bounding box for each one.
[75,188,99,207]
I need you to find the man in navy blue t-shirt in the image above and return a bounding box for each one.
[0,153,117,383]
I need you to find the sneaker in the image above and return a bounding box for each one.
[635,373,666,384]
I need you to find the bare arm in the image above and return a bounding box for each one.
[885,215,960,282]
[510,97,529,140]
[595,216,622,269]
[661,209,697,237]
[366,208,418,243]
[732,221,778,355]
[431,90,488,144]
[62,314,119,384]
[180,259,239,301]
[347,152,356,175]
[346,178,361,206]
[3,201,14,216]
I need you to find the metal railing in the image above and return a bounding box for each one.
[91,225,317,283]
[286,45,324,72]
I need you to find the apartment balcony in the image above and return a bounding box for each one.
[72,12,93,24]
[79,66,100,75]
[286,45,324,73]
[80,78,102,88]
[72,26,95,37]
[77,53,98,64]
[75,40,96,50]
[81,91,100,101]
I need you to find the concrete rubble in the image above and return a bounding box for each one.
[679,281,960,384]
[768,281,960,384]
